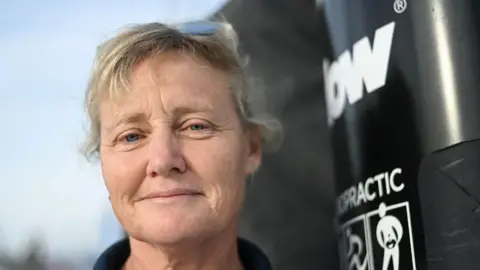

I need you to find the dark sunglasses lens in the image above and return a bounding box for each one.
[176,22,220,36]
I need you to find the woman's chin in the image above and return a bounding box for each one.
[129,211,216,245]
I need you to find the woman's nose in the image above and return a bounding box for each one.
[146,129,186,177]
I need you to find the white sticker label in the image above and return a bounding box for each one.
[339,202,417,270]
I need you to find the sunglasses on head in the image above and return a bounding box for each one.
[173,21,223,36]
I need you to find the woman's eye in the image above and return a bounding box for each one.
[179,121,215,138]
[123,133,141,142]
[189,123,209,131]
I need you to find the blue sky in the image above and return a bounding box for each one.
[0,0,227,259]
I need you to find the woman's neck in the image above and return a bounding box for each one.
[124,230,243,270]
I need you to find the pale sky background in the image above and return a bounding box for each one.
[0,0,227,259]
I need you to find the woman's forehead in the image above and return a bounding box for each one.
[99,58,236,125]
[128,55,227,96]
[132,53,227,84]
[104,54,230,105]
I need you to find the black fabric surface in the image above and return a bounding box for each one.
[213,1,339,269]
[93,238,272,270]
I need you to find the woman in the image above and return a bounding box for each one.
[83,20,282,270]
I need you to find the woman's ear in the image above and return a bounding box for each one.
[245,127,262,175]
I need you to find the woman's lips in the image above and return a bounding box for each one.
[140,188,203,201]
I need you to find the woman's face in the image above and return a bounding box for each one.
[98,53,261,245]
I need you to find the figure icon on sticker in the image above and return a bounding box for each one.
[376,202,403,270]
[345,227,368,270]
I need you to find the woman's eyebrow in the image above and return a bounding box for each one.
[103,103,220,131]
[105,113,148,132]
[171,106,214,115]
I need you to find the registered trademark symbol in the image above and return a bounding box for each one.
[393,0,407,13]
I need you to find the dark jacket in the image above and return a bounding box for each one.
[93,237,272,270]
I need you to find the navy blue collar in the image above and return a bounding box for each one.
[93,238,272,270]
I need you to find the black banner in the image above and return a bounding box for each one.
[324,0,480,269]
[215,1,339,269]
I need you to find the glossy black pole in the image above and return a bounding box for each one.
[323,0,480,269]
[410,0,480,153]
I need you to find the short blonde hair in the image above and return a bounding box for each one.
[82,20,282,161]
